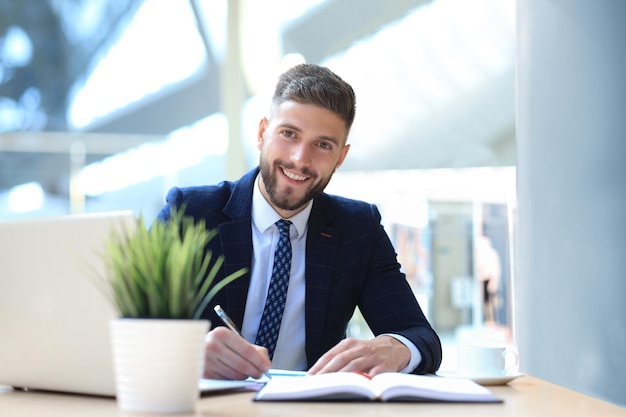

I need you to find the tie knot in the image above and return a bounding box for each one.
[275,219,291,237]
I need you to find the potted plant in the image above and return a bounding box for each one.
[98,209,246,414]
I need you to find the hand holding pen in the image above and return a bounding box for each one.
[213,305,273,380]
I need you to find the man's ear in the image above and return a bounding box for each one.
[257,117,268,151]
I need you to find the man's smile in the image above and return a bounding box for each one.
[281,167,309,182]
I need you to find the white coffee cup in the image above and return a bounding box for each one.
[457,344,519,377]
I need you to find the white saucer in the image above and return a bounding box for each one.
[438,371,524,386]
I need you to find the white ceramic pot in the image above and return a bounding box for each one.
[110,319,209,414]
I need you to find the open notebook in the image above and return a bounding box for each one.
[254,372,502,403]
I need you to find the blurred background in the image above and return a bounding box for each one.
[0,0,517,371]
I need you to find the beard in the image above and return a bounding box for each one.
[259,154,332,212]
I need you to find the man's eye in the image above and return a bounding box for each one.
[282,130,295,138]
[319,142,332,150]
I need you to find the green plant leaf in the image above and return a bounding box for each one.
[97,208,247,319]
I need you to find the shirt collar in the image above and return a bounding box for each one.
[252,173,312,238]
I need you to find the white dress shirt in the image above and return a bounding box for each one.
[240,176,311,370]
[240,175,422,372]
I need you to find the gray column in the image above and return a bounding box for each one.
[516,0,626,406]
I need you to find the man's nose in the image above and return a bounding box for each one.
[290,143,311,164]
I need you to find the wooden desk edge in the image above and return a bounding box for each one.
[1,375,624,417]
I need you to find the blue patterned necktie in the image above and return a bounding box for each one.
[255,219,292,359]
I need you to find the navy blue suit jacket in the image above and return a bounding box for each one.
[156,168,442,374]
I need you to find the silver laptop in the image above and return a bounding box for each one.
[0,211,136,396]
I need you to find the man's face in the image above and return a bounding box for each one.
[257,101,350,218]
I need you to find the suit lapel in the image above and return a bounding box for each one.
[304,195,339,366]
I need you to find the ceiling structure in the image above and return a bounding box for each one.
[0,0,515,202]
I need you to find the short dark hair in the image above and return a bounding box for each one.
[272,63,356,134]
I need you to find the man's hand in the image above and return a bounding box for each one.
[308,336,410,376]
[203,326,271,380]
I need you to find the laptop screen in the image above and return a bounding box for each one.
[0,211,136,396]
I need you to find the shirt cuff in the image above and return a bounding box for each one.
[380,333,422,373]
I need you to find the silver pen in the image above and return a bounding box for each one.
[213,305,272,380]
